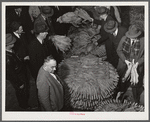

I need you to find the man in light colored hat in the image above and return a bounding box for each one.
[103,20,127,68]
[116,24,144,103]
[6,33,30,110]
[34,6,55,35]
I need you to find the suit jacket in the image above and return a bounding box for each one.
[95,15,114,45]
[12,33,29,60]
[28,38,49,79]
[6,7,30,33]
[108,26,128,50]
[34,14,55,35]
[117,36,144,87]
[51,6,72,35]
[105,26,127,68]
[37,67,64,111]
[6,51,27,89]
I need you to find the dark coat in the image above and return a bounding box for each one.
[37,67,64,111]
[6,51,29,108]
[6,7,30,33]
[28,38,50,80]
[51,6,72,35]
[6,51,27,89]
[12,33,29,60]
[106,26,127,68]
[95,15,114,45]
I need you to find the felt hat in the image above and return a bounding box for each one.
[125,25,142,38]
[34,22,49,33]
[41,6,54,17]
[104,20,118,33]
[10,21,21,32]
[6,33,16,46]
[94,6,108,15]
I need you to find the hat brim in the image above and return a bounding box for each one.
[33,26,49,33]
[125,31,142,38]
[104,21,118,33]
[41,8,54,17]
[6,36,16,46]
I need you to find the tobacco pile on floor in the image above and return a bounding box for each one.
[58,54,119,110]
[95,99,144,112]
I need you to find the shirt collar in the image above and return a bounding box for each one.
[13,32,20,38]
[103,15,108,21]
[113,28,118,36]
[41,14,46,20]
[37,36,43,44]
[6,49,13,53]
[50,73,61,85]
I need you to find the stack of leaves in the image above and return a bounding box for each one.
[57,8,93,27]
[95,99,144,112]
[67,25,103,56]
[51,35,72,53]
[58,54,119,110]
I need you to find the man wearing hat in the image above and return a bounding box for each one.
[104,20,127,68]
[10,21,29,61]
[116,24,144,103]
[34,6,55,35]
[28,22,50,80]
[93,6,114,45]
[6,33,30,110]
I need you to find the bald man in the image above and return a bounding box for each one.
[36,56,64,111]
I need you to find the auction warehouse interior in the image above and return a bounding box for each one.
[5,5,145,112]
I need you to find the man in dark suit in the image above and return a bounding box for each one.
[28,22,50,80]
[93,6,114,45]
[6,6,30,33]
[10,21,29,61]
[6,33,30,110]
[104,20,127,68]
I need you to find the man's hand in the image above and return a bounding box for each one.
[24,56,30,60]
[19,84,24,89]
[125,60,131,66]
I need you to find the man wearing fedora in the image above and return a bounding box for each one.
[6,33,30,110]
[94,6,114,45]
[34,6,55,35]
[28,22,50,80]
[104,20,127,68]
[10,21,29,61]
[116,24,144,103]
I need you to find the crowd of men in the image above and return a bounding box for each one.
[6,6,144,111]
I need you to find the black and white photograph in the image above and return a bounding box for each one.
[2,1,149,121]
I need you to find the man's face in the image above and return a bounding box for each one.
[40,32,48,39]
[15,8,22,13]
[47,60,57,73]
[99,14,107,20]
[16,26,23,34]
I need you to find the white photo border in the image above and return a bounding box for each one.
[2,1,149,121]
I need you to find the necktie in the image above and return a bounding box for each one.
[131,39,136,46]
